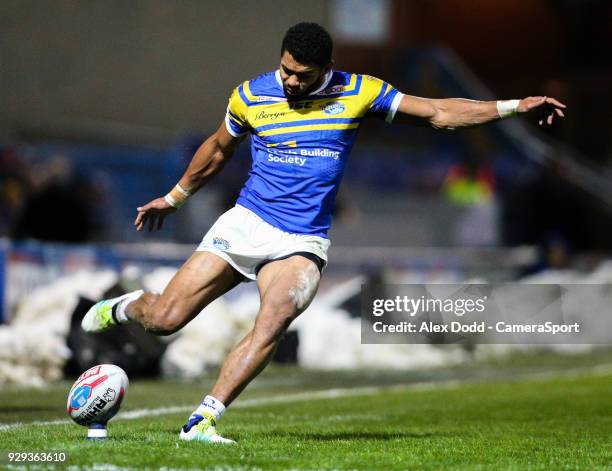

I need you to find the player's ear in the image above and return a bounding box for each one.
[324,60,335,74]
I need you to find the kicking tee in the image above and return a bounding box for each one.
[225,70,403,237]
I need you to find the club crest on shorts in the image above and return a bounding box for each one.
[213,237,230,251]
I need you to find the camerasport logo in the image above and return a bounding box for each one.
[322,102,345,115]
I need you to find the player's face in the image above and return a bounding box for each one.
[279,50,331,99]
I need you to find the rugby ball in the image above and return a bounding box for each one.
[67,364,128,426]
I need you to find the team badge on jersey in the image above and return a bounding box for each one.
[322,102,345,115]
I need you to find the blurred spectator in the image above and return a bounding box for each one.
[442,130,499,246]
[502,158,589,249]
[520,233,572,277]
[443,159,495,206]
[443,130,496,206]
[0,146,31,237]
[11,155,99,242]
[333,187,362,226]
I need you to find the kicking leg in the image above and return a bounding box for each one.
[180,255,320,443]
[82,251,243,335]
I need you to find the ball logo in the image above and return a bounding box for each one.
[71,385,92,410]
[322,102,345,115]
[75,366,101,385]
[102,387,117,403]
[77,396,109,424]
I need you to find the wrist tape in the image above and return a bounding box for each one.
[164,184,191,208]
[496,100,520,119]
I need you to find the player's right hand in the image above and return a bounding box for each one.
[134,197,177,232]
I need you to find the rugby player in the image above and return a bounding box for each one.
[82,23,565,444]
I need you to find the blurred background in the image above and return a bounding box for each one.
[1,0,611,385]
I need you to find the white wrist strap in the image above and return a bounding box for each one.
[497,100,520,119]
[164,184,191,208]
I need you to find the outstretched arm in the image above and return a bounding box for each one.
[394,95,566,130]
[134,123,242,231]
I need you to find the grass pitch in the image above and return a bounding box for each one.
[1,351,611,470]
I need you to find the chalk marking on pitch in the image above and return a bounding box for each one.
[2,363,612,432]
[0,383,447,432]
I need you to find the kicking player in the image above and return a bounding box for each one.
[82,22,565,444]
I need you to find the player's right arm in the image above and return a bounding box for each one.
[135,85,249,232]
[176,123,242,194]
[134,122,243,232]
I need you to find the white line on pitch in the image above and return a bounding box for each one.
[1,363,611,433]
[0,383,432,432]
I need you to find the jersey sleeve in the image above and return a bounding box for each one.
[225,85,250,137]
[361,75,404,123]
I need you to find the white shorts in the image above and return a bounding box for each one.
[196,204,331,281]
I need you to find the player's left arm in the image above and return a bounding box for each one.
[394,95,566,130]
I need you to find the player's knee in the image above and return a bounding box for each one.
[140,292,161,308]
[249,325,285,353]
[147,315,182,336]
[147,300,185,336]
[252,303,299,348]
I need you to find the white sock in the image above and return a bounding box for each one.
[193,395,226,423]
[116,290,143,324]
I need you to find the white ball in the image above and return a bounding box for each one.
[67,364,129,426]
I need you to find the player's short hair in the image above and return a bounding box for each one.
[281,22,333,68]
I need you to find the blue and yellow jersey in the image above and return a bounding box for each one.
[226,70,403,237]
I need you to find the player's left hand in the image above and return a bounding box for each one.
[518,96,566,126]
